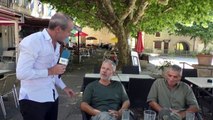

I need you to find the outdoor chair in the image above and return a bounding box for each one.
[0,50,15,62]
[0,73,19,119]
[122,65,139,74]
[81,77,97,120]
[181,69,200,98]
[128,78,155,110]
[181,68,197,85]
[80,77,99,92]
[93,65,101,73]
[0,77,6,118]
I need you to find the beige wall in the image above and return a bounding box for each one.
[143,31,205,54]
[82,27,115,45]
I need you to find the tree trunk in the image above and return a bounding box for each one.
[115,30,131,69]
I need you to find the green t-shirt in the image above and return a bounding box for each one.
[147,79,199,110]
[82,80,129,111]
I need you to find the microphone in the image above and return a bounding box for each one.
[114,72,122,83]
[59,49,70,65]
[58,49,71,78]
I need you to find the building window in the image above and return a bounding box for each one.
[154,41,162,49]
[155,32,160,37]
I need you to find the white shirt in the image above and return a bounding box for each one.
[16,29,66,102]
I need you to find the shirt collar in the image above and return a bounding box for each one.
[42,29,52,41]
[41,29,60,49]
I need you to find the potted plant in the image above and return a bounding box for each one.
[196,48,213,66]
[157,60,172,76]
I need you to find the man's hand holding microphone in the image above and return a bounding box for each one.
[48,48,76,97]
[48,64,66,75]
[48,47,69,75]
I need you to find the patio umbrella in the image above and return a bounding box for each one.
[74,31,88,63]
[110,37,118,43]
[135,31,144,54]
[74,31,88,37]
[86,36,97,40]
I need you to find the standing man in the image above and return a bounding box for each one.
[147,65,199,119]
[16,13,75,120]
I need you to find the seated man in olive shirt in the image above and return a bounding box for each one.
[147,65,199,119]
[80,59,130,120]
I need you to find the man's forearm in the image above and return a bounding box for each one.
[120,100,130,110]
[149,101,163,112]
[178,105,199,118]
[118,100,130,117]
[80,102,100,116]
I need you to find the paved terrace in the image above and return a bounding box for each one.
[1,49,212,120]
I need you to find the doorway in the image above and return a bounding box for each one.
[164,42,169,54]
[175,42,190,55]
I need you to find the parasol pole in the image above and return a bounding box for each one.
[77,32,80,63]
[73,25,82,64]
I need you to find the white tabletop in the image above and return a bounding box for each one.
[0,70,12,75]
[84,73,122,82]
[85,73,100,78]
[85,73,154,82]
[185,77,213,88]
[117,74,153,79]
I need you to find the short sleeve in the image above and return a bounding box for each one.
[147,80,158,103]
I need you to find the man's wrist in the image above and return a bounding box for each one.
[48,67,54,75]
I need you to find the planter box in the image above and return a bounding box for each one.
[197,69,213,77]
[192,64,213,77]
[196,54,213,66]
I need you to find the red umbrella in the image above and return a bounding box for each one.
[74,31,88,37]
[74,31,88,63]
[135,31,144,53]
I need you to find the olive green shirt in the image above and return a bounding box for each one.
[82,80,129,111]
[147,78,199,110]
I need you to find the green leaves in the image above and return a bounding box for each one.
[41,0,213,34]
[174,21,213,50]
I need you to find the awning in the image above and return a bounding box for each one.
[0,7,22,25]
[21,16,49,28]
[0,7,49,27]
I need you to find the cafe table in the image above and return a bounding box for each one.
[84,73,154,82]
[185,77,213,88]
[185,77,213,115]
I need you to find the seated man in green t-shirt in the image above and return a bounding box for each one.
[147,65,199,119]
[80,59,130,120]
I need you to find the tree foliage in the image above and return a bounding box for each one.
[41,0,213,67]
[174,21,213,53]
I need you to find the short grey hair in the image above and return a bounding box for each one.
[102,59,116,72]
[48,13,73,30]
[166,64,182,76]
